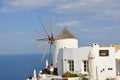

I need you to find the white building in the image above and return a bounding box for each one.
[53,28,120,80]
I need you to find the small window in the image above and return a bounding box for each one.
[68,60,74,72]
[99,50,109,56]
[108,68,113,70]
[83,60,89,72]
[103,69,105,71]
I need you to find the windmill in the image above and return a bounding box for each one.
[35,14,78,68]
[35,14,57,65]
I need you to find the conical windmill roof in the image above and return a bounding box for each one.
[55,27,77,40]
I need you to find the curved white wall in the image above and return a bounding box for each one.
[53,38,78,67]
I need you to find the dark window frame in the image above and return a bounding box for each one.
[99,50,109,56]
[68,60,74,72]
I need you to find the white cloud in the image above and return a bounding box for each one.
[102,26,120,31]
[55,0,120,20]
[15,32,24,36]
[1,0,120,20]
[1,7,12,13]
[1,0,57,12]
[55,0,104,13]
[80,26,120,33]
[57,20,81,27]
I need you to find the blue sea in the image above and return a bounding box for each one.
[0,54,51,80]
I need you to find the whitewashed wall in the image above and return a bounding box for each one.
[91,44,116,80]
[58,47,91,75]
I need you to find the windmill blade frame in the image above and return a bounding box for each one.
[36,38,48,41]
[40,44,49,62]
[35,30,47,38]
[39,16,49,37]
[46,11,57,35]
[51,16,56,34]
[36,14,57,64]
[46,11,53,34]
[36,42,48,48]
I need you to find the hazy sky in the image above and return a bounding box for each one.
[0,0,120,54]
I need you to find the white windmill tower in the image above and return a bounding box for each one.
[54,27,78,67]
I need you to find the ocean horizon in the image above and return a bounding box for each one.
[0,53,51,80]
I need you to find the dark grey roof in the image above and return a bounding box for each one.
[55,27,77,40]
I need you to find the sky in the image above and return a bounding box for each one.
[0,0,120,54]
